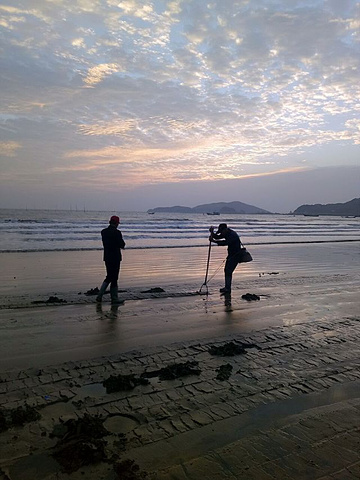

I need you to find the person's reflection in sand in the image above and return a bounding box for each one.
[223,292,233,312]
[109,304,120,319]
[96,302,104,315]
[94,303,121,343]
[96,302,120,320]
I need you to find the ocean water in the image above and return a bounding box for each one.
[0,208,359,253]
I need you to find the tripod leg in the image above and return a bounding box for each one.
[204,240,212,286]
[198,241,212,295]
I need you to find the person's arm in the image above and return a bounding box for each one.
[209,226,227,245]
[212,239,227,245]
[117,231,126,249]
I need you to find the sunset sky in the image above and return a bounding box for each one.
[0,0,359,213]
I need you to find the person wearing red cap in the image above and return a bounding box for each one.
[96,215,125,304]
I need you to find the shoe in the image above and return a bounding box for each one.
[219,287,230,294]
[220,291,231,296]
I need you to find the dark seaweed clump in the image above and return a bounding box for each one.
[209,342,247,356]
[32,296,67,304]
[54,439,107,473]
[113,459,148,480]
[140,287,165,293]
[10,405,41,426]
[46,296,67,304]
[142,361,201,381]
[0,404,41,431]
[216,364,233,381]
[241,293,260,301]
[103,374,150,393]
[51,414,108,440]
[0,410,7,433]
[0,467,10,480]
[84,287,100,296]
[52,414,108,474]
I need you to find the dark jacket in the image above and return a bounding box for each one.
[213,228,241,257]
[101,225,125,263]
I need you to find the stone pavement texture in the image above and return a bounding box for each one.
[0,315,360,479]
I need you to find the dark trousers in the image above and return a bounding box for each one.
[224,255,239,290]
[104,260,121,289]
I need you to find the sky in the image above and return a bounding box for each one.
[0,0,359,213]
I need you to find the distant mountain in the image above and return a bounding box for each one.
[148,205,193,213]
[293,198,360,216]
[147,201,271,214]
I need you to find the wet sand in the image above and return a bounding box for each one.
[0,242,359,478]
[0,242,359,371]
[1,241,358,300]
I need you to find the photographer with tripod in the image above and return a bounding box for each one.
[209,223,242,295]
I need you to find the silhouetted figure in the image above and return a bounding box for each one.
[209,223,241,295]
[96,215,125,305]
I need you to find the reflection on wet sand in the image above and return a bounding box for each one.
[0,242,359,372]
[223,293,233,312]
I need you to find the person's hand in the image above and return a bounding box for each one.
[209,226,214,233]
[209,235,213,241]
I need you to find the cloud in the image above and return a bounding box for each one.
[83,63,120,86]
[77,118,137,135]
[0,0,359,209]
[0,141,21,157]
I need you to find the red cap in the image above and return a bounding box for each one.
[109,215,120,224]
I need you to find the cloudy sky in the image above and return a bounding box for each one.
[0,0,359,213]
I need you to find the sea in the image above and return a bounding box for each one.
[0,208,359,253]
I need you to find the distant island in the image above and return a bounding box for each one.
[147,201,271,215]
[293,198,360,216]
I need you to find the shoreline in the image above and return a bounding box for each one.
[1,237,359,254]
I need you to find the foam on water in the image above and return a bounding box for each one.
[0,208,359,253]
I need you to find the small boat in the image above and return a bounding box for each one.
[207,211,220,216]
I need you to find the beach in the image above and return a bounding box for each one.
[0,241,359,479]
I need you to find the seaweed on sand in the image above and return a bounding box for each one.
[209,341,247,356]
[0,404,41,431]
[141,361,201,381]
[103,374,150,393]
[241,293,260,301]
[10,404,41,426]
[216,364,233,381]
[140,287,165,294]
[84,287,100,296]
[51,414,109,474]
[31,296,67,304]
[54,438,107,473]
[113,459,148,480]
[0,410,7,433]
[0,467,11,480]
